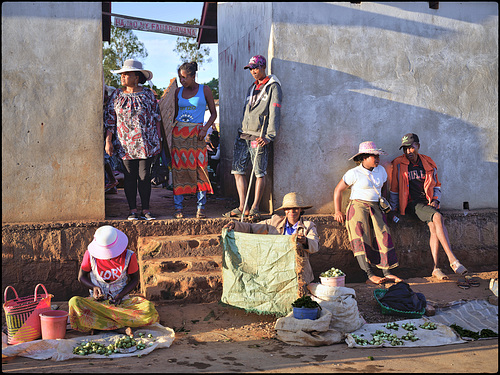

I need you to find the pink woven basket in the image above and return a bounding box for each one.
[3,284,53,345]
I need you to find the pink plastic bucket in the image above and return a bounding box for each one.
[320,275,345,287]
[39,310,68,340]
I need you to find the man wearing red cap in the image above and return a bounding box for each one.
[224,55,282,220]
[389,133,468,282]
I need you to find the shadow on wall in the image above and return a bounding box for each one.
[273,2,496,39]
[271,58,496,213]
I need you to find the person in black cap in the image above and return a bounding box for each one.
[223,55,282,220]
[389,133,468,280]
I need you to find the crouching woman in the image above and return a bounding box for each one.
[69,225,159,332]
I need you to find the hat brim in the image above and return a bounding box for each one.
[349,150,386,160]
[111,68,153,81]
[88,229,128,260]
[277,205,313,211]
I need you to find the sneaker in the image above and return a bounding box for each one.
[127,212,139,220]
[141,212,156,220]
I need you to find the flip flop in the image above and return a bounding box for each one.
[432,268,450,280]
[223,207,242,218]
[465,275,480,287]
[451,260,468,275]
[384,274,404,283]
[366,276,387,285]
[248,208,262,221]
[457,277,470,289]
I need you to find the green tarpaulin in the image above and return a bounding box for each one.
[221,228,301,316]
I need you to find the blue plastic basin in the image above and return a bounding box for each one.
[292,307,319,320]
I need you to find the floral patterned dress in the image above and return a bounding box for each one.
[104,87,161,160]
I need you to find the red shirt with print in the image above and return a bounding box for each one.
[81,250,139,282]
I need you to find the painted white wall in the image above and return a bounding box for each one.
[218,2,498,213]
[2,2,104,223]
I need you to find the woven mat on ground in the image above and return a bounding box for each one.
[428,299,498,336]
[1,323,175,361]
[221,228,303,315]
[345,318,466,348]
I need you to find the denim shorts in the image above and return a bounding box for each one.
[231,137,268,178]
[406,202,439,224]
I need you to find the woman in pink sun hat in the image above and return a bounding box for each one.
[68,225,159,333]
[333,141,403,285]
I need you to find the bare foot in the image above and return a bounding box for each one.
[366,276,387,285]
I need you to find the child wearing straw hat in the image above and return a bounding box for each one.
[68,225,159,333]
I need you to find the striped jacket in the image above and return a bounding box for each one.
[389,154,441,215]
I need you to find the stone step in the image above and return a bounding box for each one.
[138,234,222,261]
[138,249,223,303]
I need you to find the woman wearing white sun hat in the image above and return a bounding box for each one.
[333,141,403,285]
[104,59,162,221]
[68,225,159,333]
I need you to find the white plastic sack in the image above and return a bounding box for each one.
[307,283,365,333]
[275,309,344,346]
[1,323,175,361]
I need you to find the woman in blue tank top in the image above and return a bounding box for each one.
[171,62,217,218]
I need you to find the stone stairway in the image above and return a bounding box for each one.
[137,234,223,303]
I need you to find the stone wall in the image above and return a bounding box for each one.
[2,210,497,301]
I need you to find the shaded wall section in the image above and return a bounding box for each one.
[2,2,104,223]
[218,2,498,214]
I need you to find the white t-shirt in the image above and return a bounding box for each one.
[343,165,387,202]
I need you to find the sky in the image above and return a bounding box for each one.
[110,2,218,89]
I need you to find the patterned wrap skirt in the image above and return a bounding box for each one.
[345,199,399,270]
[171,121,213,196]
[68,295,160,332]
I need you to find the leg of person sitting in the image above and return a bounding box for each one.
[69,295,159,333]
[431,212,467,274]
[355,255,385,283]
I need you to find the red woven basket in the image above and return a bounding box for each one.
[3,284,53,345]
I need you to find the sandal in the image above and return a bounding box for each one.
[451,260,468,275]
[196,209,206,219]
[465,275,480,287]
[174,210,184,219]
[223,207,242,218]
[457,277,470,289]
[248,208,262,221]
[432,268,449,280]
[384,274,404,283]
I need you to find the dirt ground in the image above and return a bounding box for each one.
[2,271,498,373]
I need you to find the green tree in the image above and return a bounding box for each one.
[103,25,148,88]
[204,78,219,100]
[174,19,212,67]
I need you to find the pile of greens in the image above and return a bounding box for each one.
[450,324,498,340]
[292,295,320,309]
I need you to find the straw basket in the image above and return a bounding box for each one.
[3,284,53,345]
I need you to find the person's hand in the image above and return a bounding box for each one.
[92,286,105,301]
[110,293,124,306]
[296,227,307,245]
[223,221,235,231]
[255,137,269,147]
[429,200,439,209]
[334,211,345,224]
[198,126,208,141]
[105,139,113,157]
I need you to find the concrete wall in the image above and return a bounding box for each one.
[218,2,498,213]
[2,2,104,223]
